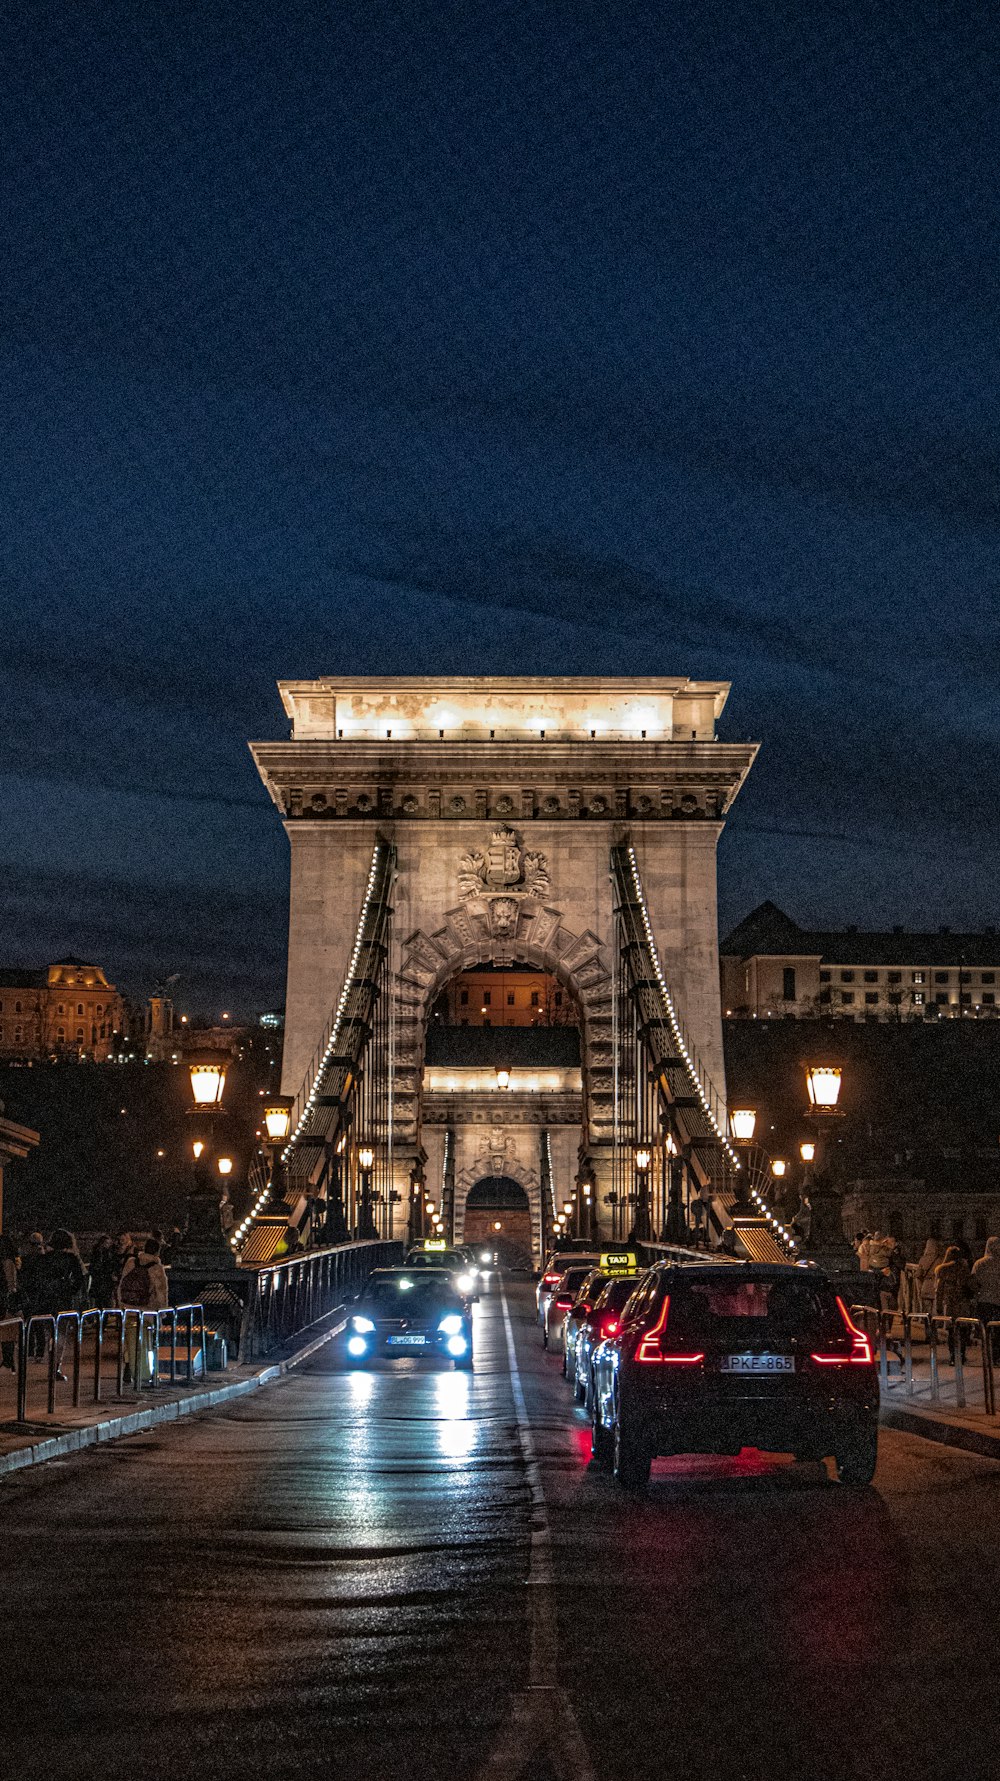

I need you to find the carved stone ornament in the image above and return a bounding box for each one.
[458,826,550,902]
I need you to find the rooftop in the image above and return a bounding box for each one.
[722,902,1000,968]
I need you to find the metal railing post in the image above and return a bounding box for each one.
[928,1317,940,1402]
[878,1312,889,1395]
[16,1317,28,1423]
[985,1323,999,1418]
[903,1312,914,1395]
[953,1321,966,1409]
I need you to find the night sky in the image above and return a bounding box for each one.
[4,3,998,1016]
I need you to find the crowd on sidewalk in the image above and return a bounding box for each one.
[854,1229,1000,1360]
[0,1229,174,1376]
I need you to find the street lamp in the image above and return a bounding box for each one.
[189,1057,226,1108]
[217,1156,233,1177]
[806,1065,842,1110]
[192,1139,205,1160]
[357,1144,377,1241]
[771,1158,787,1179]
[632,1147,652,1242]
[260,1093,295,1227]
[495,1066,511,1091]
[730,1109,757,1144]
[799,1140,816,1164]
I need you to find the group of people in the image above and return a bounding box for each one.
[855,1229,1000,1359]
[0,1229,171,1376]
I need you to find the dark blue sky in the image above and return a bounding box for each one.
[3,2,998,1015]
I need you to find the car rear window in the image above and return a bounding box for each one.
[668,1278,829,1338]
[595,1276,641,1312]
[556,1267,593,1294]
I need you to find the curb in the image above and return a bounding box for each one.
[0,1313,347,1480]
[881,1405,1000,1463]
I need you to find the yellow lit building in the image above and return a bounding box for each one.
[0,958,124,1061]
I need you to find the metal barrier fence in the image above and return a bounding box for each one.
[0,1305,207,1425]
[850,1304,1000,1417]
[239,1238,403,1359]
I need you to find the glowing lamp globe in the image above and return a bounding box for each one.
[358,1146,375,1170]
[730,1109,757,1143]
[806,1065,842,1110]
[192,1139,205,1160]
[635,1148,652,1172]
[217,1156,233,1177]
[799,1140,817,1163]
[495,1067,511,1091]
[772,1159,787,1179]
[189,1058,226,1108]
[263,1097,293,1143]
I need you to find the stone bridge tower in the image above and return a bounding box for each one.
[250,677,756,1247]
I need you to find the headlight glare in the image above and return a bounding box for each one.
[438,1313,464,1335]
[455,1273,474,1293]
[352,1315,375,1333]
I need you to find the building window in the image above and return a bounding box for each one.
[77,1002,84,1015]
[912,971,925,985]
[983,973,995,985]
[863,970,878,984]
[782,967,796,1000]
[531,990,540,1006]
[819,988,831,1004]
[507,992,515,1006]
[15,1000,22,1013]
[840,970,855,983]
[960,992,972,1006]
[959,971,971,984]
[57,1027,65,1041]
[887,971,902,984]
[14,1027,22,1045]
[983,993,996,1006]
[76,1027,85,1042]
[864,992,879,1005]
[57,1003,64,1016]
[913,991,925,1006]
[935,972,949,984]
[96,1002,104,1015]
[482,991,492,1007]
[459,990,469,1006]
[819,970,831,984]
[841,991,855,1006]
[935,992,949,1005]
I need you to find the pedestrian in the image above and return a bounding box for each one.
[18,1232,48,1357]
[87,1234,117,1309]
[915,1237,945,1314]
[116,1237,169,1385]
[934,1245,973,1363]
[971,1237,1000,1361]
[30,1230,88,1381]
[1,1233,20,1371]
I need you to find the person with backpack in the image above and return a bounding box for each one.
[30,1230,88,1381]
[116,1238,169,1385]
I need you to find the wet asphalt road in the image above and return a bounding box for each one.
[3,1276,1000,1781]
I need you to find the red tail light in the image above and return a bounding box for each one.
[542,1273,561,1286]
[554,1296,573,1310]
[635,1296,704,1365]
[603,1318,620,1336]
[811,1297,874,1366]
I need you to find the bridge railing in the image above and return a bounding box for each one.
[850,1304,1000,1417]
[0,1305,208,1425]
[239,1239,403,1359]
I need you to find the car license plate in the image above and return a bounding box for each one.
[720,1353,794,1374]
[387,1334,428,1347]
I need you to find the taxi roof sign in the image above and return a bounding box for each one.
[423,1239,448,1251]
[599,1250,639,1276]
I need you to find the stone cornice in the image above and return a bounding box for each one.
[249,739,758,823]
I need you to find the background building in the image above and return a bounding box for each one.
[0,958,124,1061]
[722,903,1000,1021]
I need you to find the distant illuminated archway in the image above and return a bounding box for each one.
[464,1175,532,1268]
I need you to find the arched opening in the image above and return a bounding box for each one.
[464,1175,533,1268]
[429,964,580,1030]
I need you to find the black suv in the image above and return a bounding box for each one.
[591,1262,878,1489]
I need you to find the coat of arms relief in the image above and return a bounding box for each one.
[458,826,551,953]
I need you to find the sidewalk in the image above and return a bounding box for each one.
[879,1348,1000,1461]
[0,1311,346,1478]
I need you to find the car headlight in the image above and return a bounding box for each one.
[347,1336,368,1357]
[438,1313,464,1335]
[446,1335,468,1357]
[455,1273,475,1293]
[352,1315,375,1333]
[479,1251,491,1264]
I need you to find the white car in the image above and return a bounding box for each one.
[542,1264,599,1352]
[536,1251,599,1324]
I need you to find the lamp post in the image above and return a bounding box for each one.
[172,1051,241,1275]
[262,1094,294,1224]
[357,1144,377,1241]
[800,1062,854,1265]
[495,1065,511,1091]
[631,1147,652,1243]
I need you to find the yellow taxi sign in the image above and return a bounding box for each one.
[600,1250,639,1276]
[423,1239,448,1251]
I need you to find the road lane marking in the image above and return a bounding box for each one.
[472,1284,596,1781]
